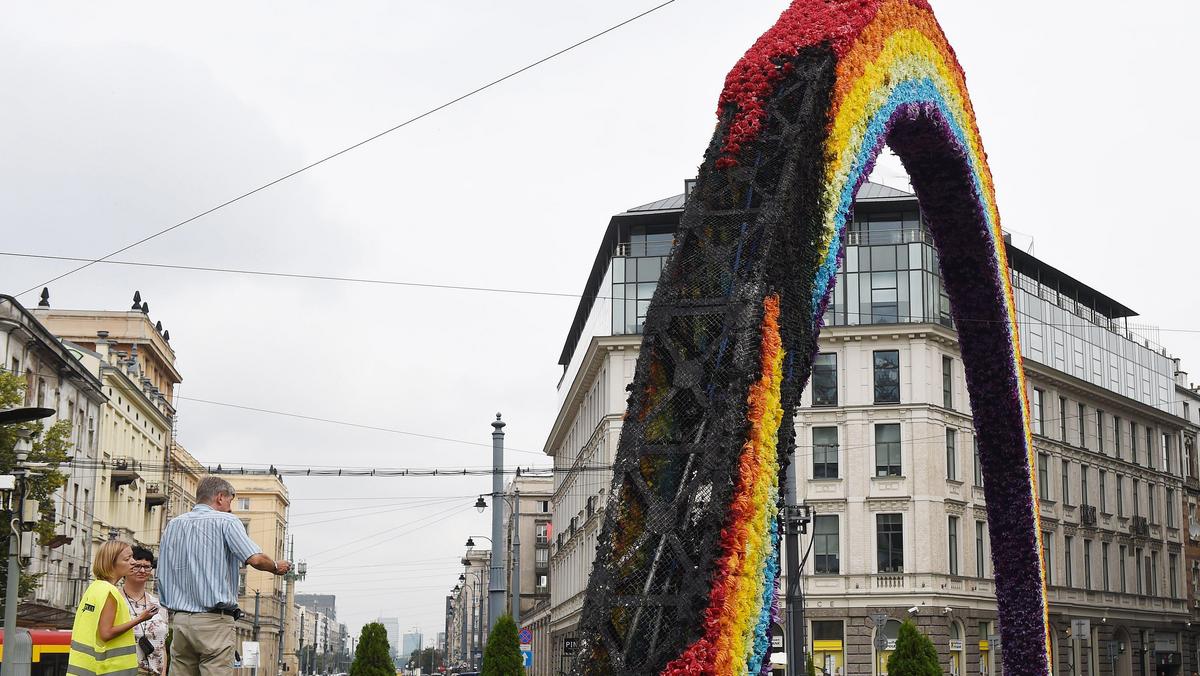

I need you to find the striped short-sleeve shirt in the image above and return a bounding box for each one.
[158,504,261,612]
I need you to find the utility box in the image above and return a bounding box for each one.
[0,475,15,491]
[21,499,39,526]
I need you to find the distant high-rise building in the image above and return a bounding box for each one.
[295,594,337,620]
[401,631,423,661]
[378,617,401,665]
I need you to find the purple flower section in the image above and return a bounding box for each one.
[886,100,1048,670]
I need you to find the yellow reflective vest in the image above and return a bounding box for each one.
[67,580,138,676]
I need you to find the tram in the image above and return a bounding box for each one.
[0,629,71,676]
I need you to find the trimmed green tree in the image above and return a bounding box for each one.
[0,370,73,616]
[351,622,395,676]
[807,654,818,676]
[886,620,941,676]
[482,614,523,675]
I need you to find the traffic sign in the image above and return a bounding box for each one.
[518,627,533,644]
[520,649,533,668]
[1071,619,1090,641]
[873,633,888,651]
[870,613,889,627]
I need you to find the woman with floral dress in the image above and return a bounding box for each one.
[124,545,171,676]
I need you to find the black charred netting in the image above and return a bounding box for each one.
[572,48,837,676]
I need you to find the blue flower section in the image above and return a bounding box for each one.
[746,493,782,674]
[809,75,998,313]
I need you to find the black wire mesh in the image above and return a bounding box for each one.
[572,48,837,675]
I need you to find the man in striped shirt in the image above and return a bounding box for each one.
[159,476,291,676]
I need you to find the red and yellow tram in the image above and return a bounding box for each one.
[0,629,71,676]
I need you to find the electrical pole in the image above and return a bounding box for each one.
[1,452,28,676]
[488,414,505,633]
[783,456,812,676]
[251,591,261,676]
[0,407,51,676]
[511,485,521,629]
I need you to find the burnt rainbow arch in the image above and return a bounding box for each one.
[576,1,1048,674]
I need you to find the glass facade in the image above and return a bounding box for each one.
[609,226,672,335]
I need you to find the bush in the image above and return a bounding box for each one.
[886,620,941,676]
[482,614,524,675]
[350,622,395,676]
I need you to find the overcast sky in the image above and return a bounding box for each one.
[3,0,1198,644]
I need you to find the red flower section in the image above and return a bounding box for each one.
[714,0,932,167]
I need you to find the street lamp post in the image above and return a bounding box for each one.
[1,406,55,676]
[460,570,484,670]
[488,414,505,633]
[473,486,522,628]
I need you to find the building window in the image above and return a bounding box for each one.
[1037,453,1050,500]
[1096,410,1105,453]
[975,521,986,578]
[1102,542,1111,592]
[1131,421,1139,464]
[1163,433,1173,474]
[1061,460,1071,506]
[1077,403,1086,447]
[1083,539,1092,590]
[812,427,839,479]
[1042,532,1053,586]
[1116,474,1124,516]
[812,353,838,406]
[1064,535,1073,588]
[1080,465,1089,505]
[1167,488,1177,528]
[536,522,551,545]
[1032,388,1045,435]
[1114,415,1122,459]
[537,500,551,514]
[1150,550,1159,596]
[875,424,902,477]
[973,438,983,487]
[1132,479,1140,517]
[1058,397,1068,441]
[942,356,953,409]
[948,516,959,576]
[872,350,900,404]
[876,514,904,573]
[1146,428,1155,468]
[1135,547,1145,594]
[1148,484,1157,524]
[535,574,549,592]
[1099,470,1107,513]
[237,498,251,511]
[945,429,957,481]
[1170,553,1179,598]
[1120,545,1129,593]
[813,515,840,575]
[535,548,549,568]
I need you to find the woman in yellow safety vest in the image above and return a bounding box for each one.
[68,540,161,676]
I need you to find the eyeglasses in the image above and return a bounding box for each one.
[130,565,153,572]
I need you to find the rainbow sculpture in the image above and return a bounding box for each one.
[575,0,1048,674]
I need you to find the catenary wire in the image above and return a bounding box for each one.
[5,249,1197,336]
[13,0,680,299]
[175,395,547,457]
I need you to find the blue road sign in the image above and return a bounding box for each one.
[518,628,533,644]
[520,649,533,668]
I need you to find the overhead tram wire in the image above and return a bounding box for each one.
[175,395,548,456]
[6,250,1199,337]
[13,0,680,299]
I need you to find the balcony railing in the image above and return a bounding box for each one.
[844,228,932,246]
[110,457,140,488]
[1132,516,1150,537]
[1081,504,1098,527]
[145,482,167,508]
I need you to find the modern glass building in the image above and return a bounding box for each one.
[546,180,1196,676]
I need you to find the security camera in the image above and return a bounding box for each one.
[908,606,919,614]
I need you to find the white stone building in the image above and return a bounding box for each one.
[1,293,106,624]
[541,181,1197,676]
